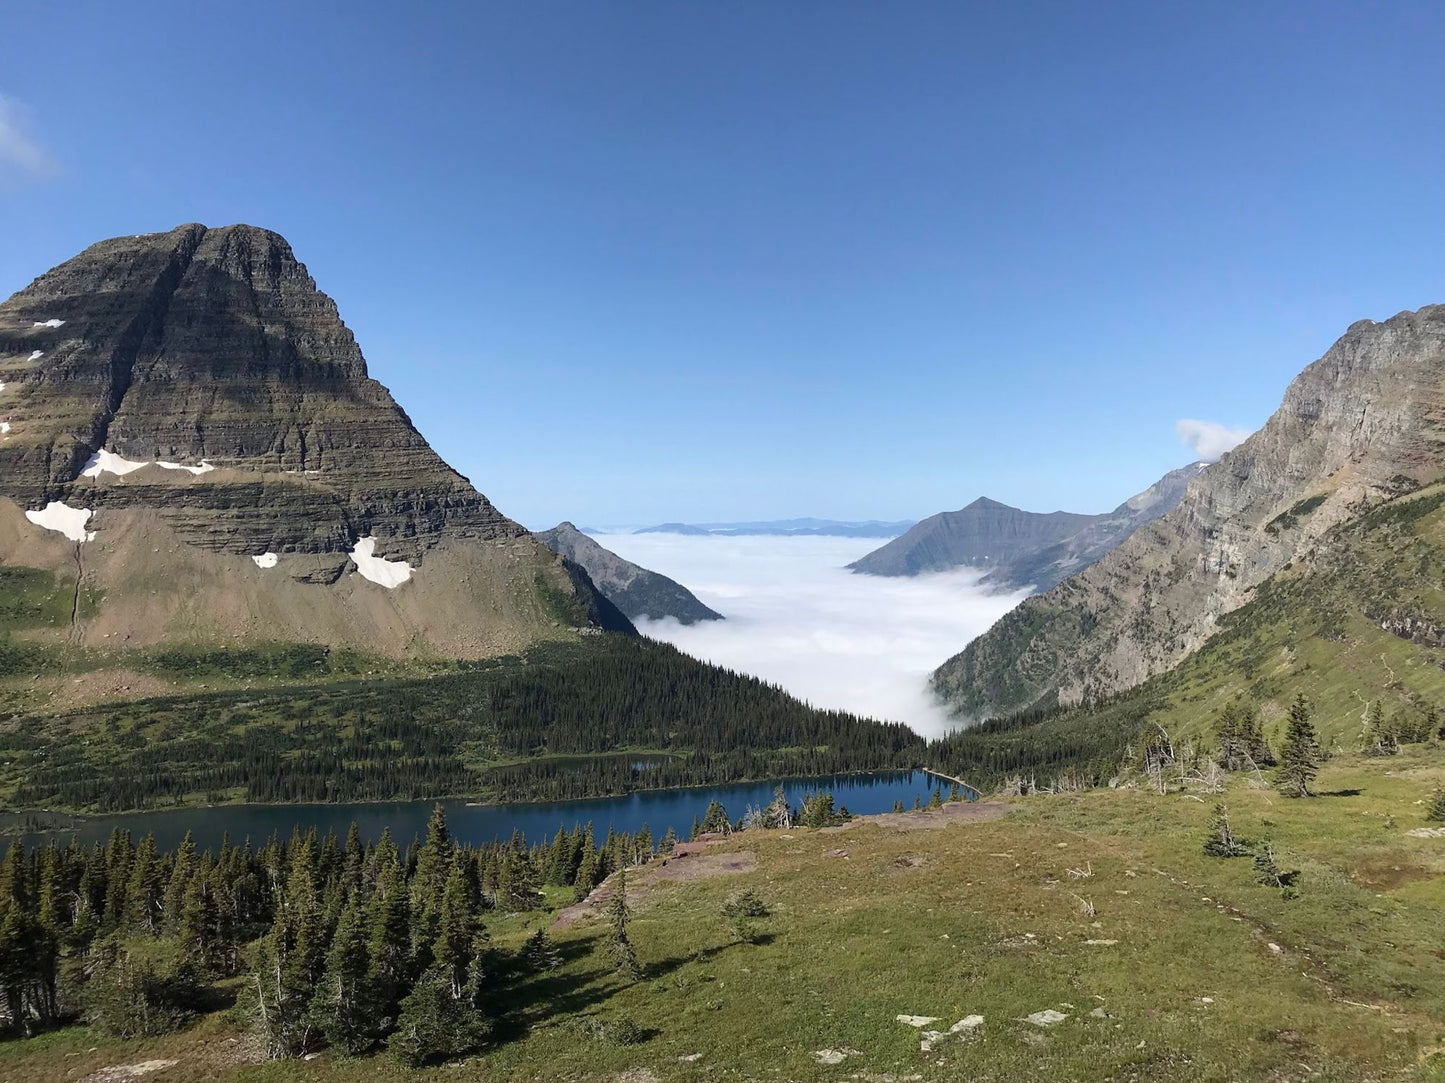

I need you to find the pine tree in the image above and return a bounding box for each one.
[1240,703,1274,767]
[892,800,905,814]
[1365,701,1398,756]
[433,860,478,998]
[177,869,219,975]
[1254,842,1286,889]
[410,805,454,967]
[102,829,133,932]
[249,837,326,1058]
[162,831,196,933]
[126,834,165,935]
[606,870,642,981]
[520,927,560,973]
[1276,694,1322,797]
[699,801,731,835]
[928,786,944,809]
[390,967,489,1067]
[1214,701,1243,770]
[368,846,413,1022]
[659,826,677,855]
[1426,787,1445,823]
[1202,803,1248,857]
[313,893,378,1055]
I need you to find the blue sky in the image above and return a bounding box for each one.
[2,2,1440,528]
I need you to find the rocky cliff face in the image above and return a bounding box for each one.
[534,523,723,624]
[932,305,1445,719]
[0,224,632,657]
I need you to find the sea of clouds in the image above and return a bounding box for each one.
[594,532,1030,739]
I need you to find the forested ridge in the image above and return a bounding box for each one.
[1,638,926,813]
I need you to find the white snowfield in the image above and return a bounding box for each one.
[0,423,10,435]
[82,449,150,477]
[28,351,42,361]
[252,552,279,569]
[26,502,95,542]
[350,537,413,588]
[155,460,215,475]
[82,449,215,478]
[32,319,64,328]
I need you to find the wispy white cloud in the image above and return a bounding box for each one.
[0,95,58,181]
[1175,418,1251,462]
[595,532,1028,739]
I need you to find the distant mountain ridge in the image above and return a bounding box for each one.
[534,522,723,624]
[849,463,1205,591]
[933,304,1445,720]
[635,518,914,538]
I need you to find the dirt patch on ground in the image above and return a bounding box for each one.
[820,800,1010,834]
[1352,857,1439,890]
[553,843,758,928]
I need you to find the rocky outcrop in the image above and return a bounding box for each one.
[0,224,632,657]
[932,305,1445,719]
[535,523,723,624]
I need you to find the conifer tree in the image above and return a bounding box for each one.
[1202,803,1247,857]
[1214,701,1243,769]
[250,837,326,1057]
[390,966,489,1067]
[410,805,453,965]
[1239,703,1274,767]
[1254,842,1287,890]
[102,829,133,931]
[1365,701,1398,756]
[126,834,165,935]
[1426,787,1445,823]
[433,860,478,998]
[368,845,413,1021]
[700,801,731,835]
[606,870,642,981]
[177,869,219,975]
[1276,694,1322,797]
[521,927,560,973]
[313,893,377,1055]
[928,786,944,809]
[659,826,677,855]
[163,831,196,933]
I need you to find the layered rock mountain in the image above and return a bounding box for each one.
[534,522,723,624]
[850,465,1204,590]
[933,304,1445,720]
[0,223,632,658]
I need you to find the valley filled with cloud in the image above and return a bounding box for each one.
[596,532,1029,739]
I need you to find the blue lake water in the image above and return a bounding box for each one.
[8,770,970,852]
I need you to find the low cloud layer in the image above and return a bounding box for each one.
[0,95,57,181]
[597,532,1028,739]
[1175,418,1252,462]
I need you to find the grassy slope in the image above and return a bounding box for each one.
[1152,484,1445,749]
[929,483,1445,789]
[3,748,1443,1081]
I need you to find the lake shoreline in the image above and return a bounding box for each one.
[0,768,972,852]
